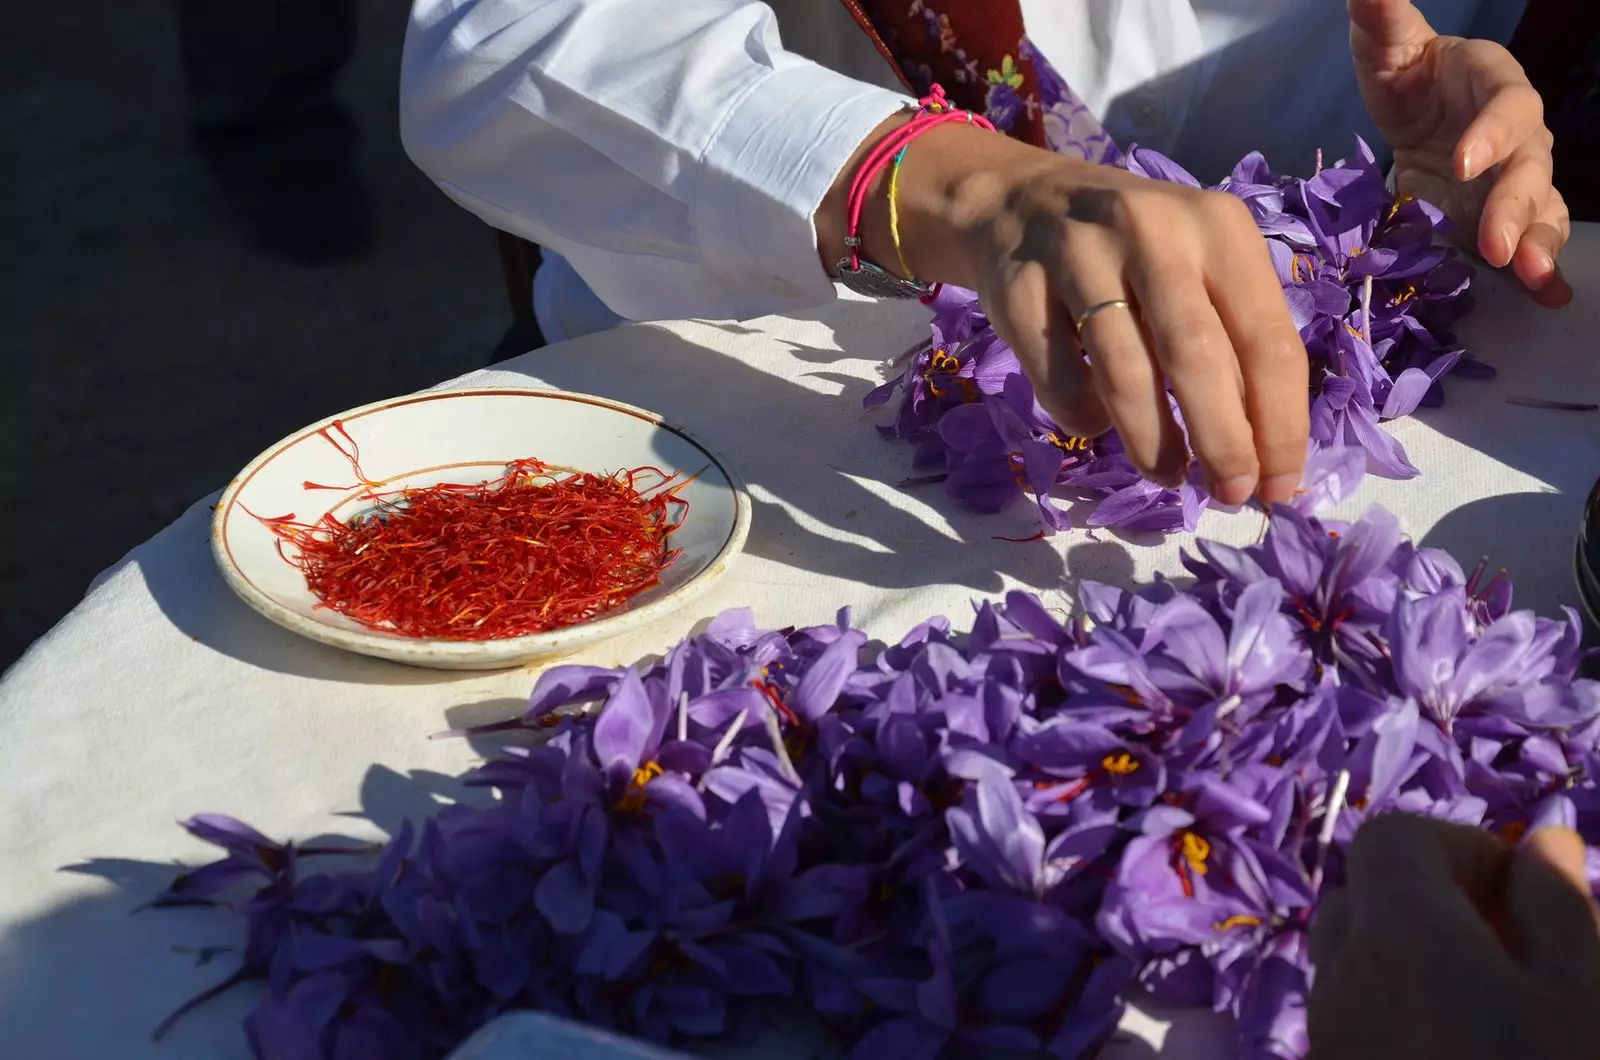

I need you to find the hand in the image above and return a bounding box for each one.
[819,121,1310,506]
[1349,0,1573,308]
[1310,814,1600,1060]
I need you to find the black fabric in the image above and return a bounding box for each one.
[176,0,369,263]
[177,0,357,183]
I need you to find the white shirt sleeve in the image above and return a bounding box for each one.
[400,0,909,324]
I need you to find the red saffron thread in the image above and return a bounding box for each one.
[257,458,689,640]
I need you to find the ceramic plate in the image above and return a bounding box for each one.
[212,387,751,670]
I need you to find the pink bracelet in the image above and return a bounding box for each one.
[837,86,996,300]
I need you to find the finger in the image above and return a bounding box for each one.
[1509,827,1600,988]
[1521,828,1594,901]
[989,263,1111,439]
[1310,887,1353,969]
[1347,0,1435,62]
[1045,297,1113,438]
[1200,196,1310,504]
[1512,190,1574,308]
[1127,258,1259,504]
[1051,223,1187,484]
[1071,289,1188,486]
[1476,137,1553,267]
[1345,814,1515,952]
[1454,44,1544,181]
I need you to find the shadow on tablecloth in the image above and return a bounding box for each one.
[107,496,469,684]
[474,320,1159,616]
[0,761,500,1058]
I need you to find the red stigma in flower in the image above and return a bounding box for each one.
[752,678,802,728]
[1171,832,1211,898]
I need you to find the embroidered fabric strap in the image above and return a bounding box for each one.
[840,0,1121,165]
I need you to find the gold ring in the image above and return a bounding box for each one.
[1074,298,1132,335]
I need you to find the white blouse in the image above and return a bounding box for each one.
[399,0,1526,342]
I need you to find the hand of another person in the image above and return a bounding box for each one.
[1349,0,1573,307]
[820,120,1311,506]
[1310,814,1600,1060]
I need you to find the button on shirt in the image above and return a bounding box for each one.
[401,0,1526,344]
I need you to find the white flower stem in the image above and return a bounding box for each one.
[1361,274,1374,346]
[1311,769,1351,894]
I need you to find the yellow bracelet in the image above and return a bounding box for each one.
[887,144,916,282]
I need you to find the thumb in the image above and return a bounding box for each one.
[1348,0,1435,63]
[1508,828,1600,988]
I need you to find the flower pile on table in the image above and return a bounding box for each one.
[866,140,1485,535]
[157,491,1600,1059]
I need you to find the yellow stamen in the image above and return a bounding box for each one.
[1182,832,1211,876]
[1048,432,1093,453]
[615,760,663,812]
[1387,194,1415,222]
[1392,283,1417,306]
[1101,752,1139,776]
[1106,684,1142,707]
[1007,452,1029,489]
[1215,914,1262,932]
[923,348,963,398]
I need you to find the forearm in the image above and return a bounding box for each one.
[401,0,906,322]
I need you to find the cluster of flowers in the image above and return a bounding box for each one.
[865,140,1486,535]
[156,487,1600,1060]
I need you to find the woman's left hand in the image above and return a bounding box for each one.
[1349,0,1572,308]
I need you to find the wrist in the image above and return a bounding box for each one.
[818,112,913,282]
[891,126,1081,289]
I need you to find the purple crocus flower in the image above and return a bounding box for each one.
[1144,579,1308,747]
[156,508,1600,1060]
[155,815,300,906]
[1387,592,1600,733]
[1287,445,1365,515]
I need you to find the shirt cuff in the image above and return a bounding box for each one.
[694,64,909,314]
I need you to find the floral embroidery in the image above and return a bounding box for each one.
[850,0,1120,165]
[986,55,1024,90]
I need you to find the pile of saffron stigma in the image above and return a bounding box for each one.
[869,139,1484,535]
[156,496,1600,1059]
[261,459,689,639]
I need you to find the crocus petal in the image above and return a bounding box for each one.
[1290,445,1366,515]
[792,631,865,722]
[849,1017,948,1060]
[182,814,279,854]
[938,402,1007,454]
[1125,145,1202,186]
[526,665,620,720]
[592,668,660,779]
[533,857,594,935]
[1347,402,1419,478]
[946,455,1023,513]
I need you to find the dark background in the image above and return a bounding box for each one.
[1,0,508,671]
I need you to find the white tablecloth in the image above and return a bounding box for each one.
[4,228,1598,1060]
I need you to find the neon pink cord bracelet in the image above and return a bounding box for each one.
[843,86,996,288]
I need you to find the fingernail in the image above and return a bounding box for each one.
[1258,473,1301,505]
[1213,475,1258,507]
[1461,140,1489,181]
[1501,225,1519,266]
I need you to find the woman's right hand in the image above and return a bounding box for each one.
[824,121,1310,506]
